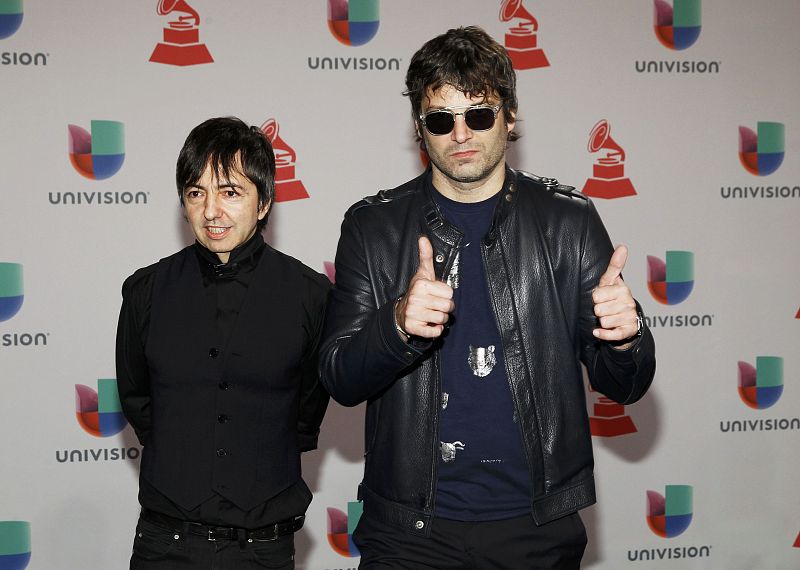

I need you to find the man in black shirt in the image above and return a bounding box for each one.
[116,117,330,569]
[320,27,655,569]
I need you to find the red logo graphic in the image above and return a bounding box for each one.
[794,532,800,548]
[582,120,636,199]
[261,119,309,202]
[499,0,549,70]
[588,382,637,437]
[795,307,799,319]
[149,0,213,66]
[419,140,430,170]
[324,261,336,284]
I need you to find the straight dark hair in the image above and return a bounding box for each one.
[404,26,519,141]
[176,117,276,230]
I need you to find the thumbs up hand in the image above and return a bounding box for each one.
[394,236,455,339]
[592,245,640,346]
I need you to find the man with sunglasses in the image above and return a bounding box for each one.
[320,26,655,569]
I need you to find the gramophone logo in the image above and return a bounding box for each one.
[0,0,23,39]
[739,122,784,176]
[738,356,783,410]
[261,119,309,202]
[587,381,637,437]
[0,263,23,322]
[68,121,125,180]
[327,501,363,557]
[794,532,800,548]
[149,0,213,66]
[75,379,127,438]
[0,521,31,570]
[647,251,693,305]
[582,120,636,199]
[654,0,701,50]
[499,0,549,70]
[327,0,379,46]
[647,485,693,538]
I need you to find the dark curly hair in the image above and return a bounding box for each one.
[404,26,519,141]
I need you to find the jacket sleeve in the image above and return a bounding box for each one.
[115,272,152,445]
[296,272,332,452]
[319,209,428,407]
[578,199,656,404]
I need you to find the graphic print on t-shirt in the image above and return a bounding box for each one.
[441,440,465,463]
[468,345,496,377]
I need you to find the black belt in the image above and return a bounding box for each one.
[141,509,304,542]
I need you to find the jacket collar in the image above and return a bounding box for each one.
[421,166,517,247]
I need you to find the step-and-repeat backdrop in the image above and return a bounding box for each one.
[1,1,798,568]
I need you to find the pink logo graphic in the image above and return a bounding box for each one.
[323,261,336,284]
[588,382,637,437]
[499,0,549,70]
[582,120,636,199]
[261,119,309,202]
[149,0,213,66]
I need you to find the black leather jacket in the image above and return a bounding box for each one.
[320,168,655,536]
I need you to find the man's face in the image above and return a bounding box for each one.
[418,84,515,189]
[183,160,269,264]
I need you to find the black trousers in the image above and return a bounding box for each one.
[353,512,586,570]
[129,515,295,569]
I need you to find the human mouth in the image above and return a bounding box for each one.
[205,226,230,239]
[451,150,478,159]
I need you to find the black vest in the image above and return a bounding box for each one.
[142,245,308,510]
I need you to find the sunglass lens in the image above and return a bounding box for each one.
[465,108,496,131]
[424,111,455,135]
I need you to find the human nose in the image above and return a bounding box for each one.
[203,192,222,220]
[451,112,472,144]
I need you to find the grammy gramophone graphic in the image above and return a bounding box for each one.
[149,0,213,66]
[582,120,637,199]
[587,382,637,437]
[499,0,549,70]
[261,119,309,202]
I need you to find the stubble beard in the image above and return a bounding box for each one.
[425,138,507,186]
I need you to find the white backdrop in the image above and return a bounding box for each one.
[1,1,798,568]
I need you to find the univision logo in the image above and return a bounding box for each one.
[647,485,692,538]
[0,262,23,322]
[628,486,711,562]
[327,501,363,557]
[738,356,783,410]
[0,520,31,570]
[0,0,23,39]
[653,0,701,50]
[68,121,125,180]
[75,379,127,437]
[327,0,379,46]
[739,122,784,176]
[647,251,693,305]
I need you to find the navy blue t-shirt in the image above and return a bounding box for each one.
[432,187,530,521]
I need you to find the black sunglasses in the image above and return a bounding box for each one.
[419,103,502,136]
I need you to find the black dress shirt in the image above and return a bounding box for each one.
[116,233,330,528]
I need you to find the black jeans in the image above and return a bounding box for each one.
[129,516,295,569]
[353,512,586,570]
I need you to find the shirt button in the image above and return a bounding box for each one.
[216,448,227,457]
[217,414,229,424]
[219,381,230,390]
[414,520,424,530]
[209,348,219,358]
